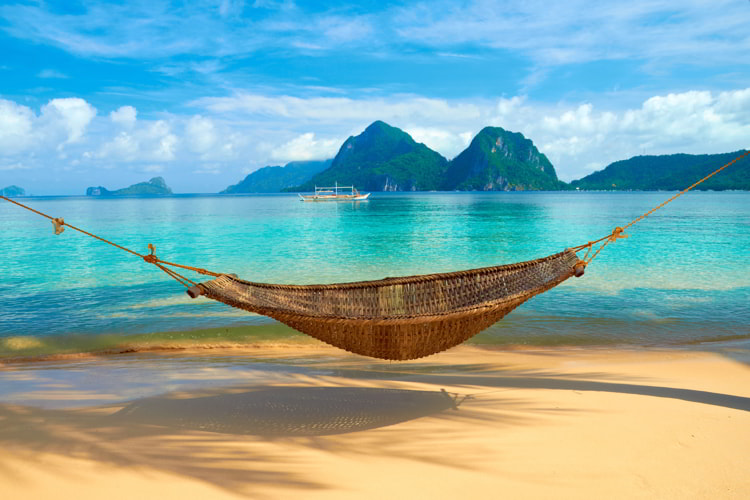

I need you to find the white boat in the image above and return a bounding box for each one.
[299,183,371,202]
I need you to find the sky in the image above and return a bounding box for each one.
[1,0,749,195]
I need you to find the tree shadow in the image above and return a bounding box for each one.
[0,385,477,496]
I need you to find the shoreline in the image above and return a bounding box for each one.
[3,318,750,365]
[2,333,749,366]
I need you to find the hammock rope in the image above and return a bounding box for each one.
[2,149,747,359]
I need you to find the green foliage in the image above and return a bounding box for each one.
[1,185,25,197]
[86,177,173,196]
[571,151,750,190]
[442,127,564,191]
[224,160,331,193]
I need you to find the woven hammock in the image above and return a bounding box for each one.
[189,249,582,360]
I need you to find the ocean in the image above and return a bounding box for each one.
[1,191,749,358]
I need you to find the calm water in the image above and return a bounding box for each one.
[1,192,748,356]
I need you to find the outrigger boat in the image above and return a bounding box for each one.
[299,183,371,202]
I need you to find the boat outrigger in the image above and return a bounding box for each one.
[299,183,371,202]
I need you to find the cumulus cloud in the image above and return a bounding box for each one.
[40,98,97,145]
[110,106,137,128]
[405,127,473,158]
[185,115,218,154]
[97,116,178,162]
[0,99,35,154]
[270,132,341,162]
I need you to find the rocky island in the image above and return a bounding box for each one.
[86,177,173,196]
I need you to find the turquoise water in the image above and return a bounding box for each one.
[1,192,749,355]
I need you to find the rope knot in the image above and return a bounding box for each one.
[144,243,158,264]
[573,260,587,277]
[608,226,629,242]
[51,217,65,235]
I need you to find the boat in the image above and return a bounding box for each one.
[299,183,371,202]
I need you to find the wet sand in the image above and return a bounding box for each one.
[1,344,749,499]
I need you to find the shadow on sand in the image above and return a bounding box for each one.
[111,386,466,437]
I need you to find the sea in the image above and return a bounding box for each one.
[1,191,749,359]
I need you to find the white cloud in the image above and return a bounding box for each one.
[98,118,177,162]
[270,132,341,162]
[110,105,137,128]
[185,115,217,154]
[99,132,139,161]
[40,98,97,145]
[0,99,35,154]
[405,127,471,159]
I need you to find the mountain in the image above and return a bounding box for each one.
[442,127,564,191]
[292,121,449,192]
[571,151,750,191]
[86,177,173,196]
[1,185,25,197]
[221,160,332,194]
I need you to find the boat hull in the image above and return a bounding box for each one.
[299,193,371,202]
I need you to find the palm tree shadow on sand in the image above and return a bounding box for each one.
[111,387,469,437]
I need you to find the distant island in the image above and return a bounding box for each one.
[86,177,173,196]
[224,121,747,194]
[570,151,750,191]
[1,185,25,197]
[441,126,565,191]
[221,160,332,194]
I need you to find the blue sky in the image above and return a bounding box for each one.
[1,0,749,194]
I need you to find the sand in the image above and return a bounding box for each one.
[1,344,749,499]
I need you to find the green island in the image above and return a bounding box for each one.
[1,185,25,197]
[86,177,173,196]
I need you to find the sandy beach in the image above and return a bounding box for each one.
[1,344,749,499]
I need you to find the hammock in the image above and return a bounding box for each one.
[190,249,581,360]
[2,150,747,360]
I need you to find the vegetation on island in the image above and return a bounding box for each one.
[86,177,173,196]
[571,151,750,191]
[1,185,25,197]
[442,127,565,191]
[222,160,332,194]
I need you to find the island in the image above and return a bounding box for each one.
[86,177,173,196]
[1,185,25,197]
